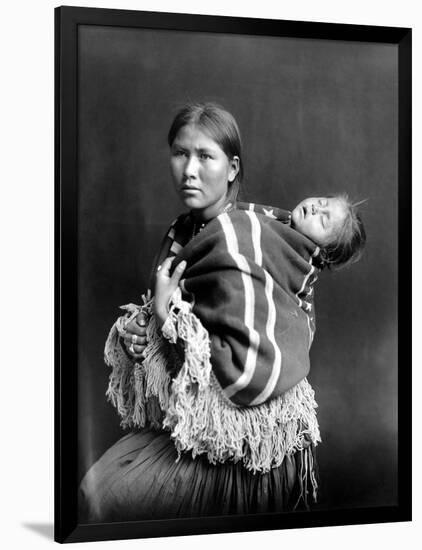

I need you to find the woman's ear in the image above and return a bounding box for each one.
[228,156,240,183]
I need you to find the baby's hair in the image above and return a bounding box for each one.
[318,193,367,270]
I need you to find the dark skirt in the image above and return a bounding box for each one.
[78,427,316,523]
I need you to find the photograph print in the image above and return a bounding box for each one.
[55,6,411,543]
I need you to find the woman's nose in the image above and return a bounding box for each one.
[183,155,199,178]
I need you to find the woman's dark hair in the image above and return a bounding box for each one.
[167,102,243,203]
[318,193,367,270]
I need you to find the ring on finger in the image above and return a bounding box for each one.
[131,334,137,345]
[129,343,135,354]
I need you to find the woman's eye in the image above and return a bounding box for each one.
[200,153,212,160]
[173,150,186,157]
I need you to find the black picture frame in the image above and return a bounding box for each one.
[55,5,412,544]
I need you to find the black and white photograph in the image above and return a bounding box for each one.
[3,1,417,549]
[53,6,411,542]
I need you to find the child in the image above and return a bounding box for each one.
[288,193,366,269]
[238,193,366,272]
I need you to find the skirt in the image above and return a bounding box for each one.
[78,427,316,523]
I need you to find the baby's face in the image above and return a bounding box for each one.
[291,196,347,246]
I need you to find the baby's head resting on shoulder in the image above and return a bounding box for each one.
[290,194,366,270]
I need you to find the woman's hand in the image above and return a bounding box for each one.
[121,311,148,360]
[154,257,187,327]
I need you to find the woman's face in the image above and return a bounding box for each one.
[291,196,348,246]
[170,124,239,221]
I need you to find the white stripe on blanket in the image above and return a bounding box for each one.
[245,211,283,406]
[250,271,283,405]
[218,213,260,398]
[170,241,183,254]
[245,210,262,265]
[167,217,179,240]
[168,227,176,240]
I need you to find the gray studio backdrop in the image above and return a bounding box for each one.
[77,25,398,511]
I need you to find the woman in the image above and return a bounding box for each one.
[78,103,324,522]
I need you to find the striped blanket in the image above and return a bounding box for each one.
[154,202,320,406]
[105,202,322,477]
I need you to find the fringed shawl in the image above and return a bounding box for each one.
[105,203,321,496]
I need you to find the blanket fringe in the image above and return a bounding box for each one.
[104,295,179,430]
[104,290,320,502]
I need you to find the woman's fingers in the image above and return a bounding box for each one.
[157,256,175,277]
[131,353,145,360]
[156,257,187,287]
[170,260,187,285]
[155,257,186,296]
[130,343,146,354]
[122,332,147,346]
[135,311,147,327]
[124,318,147,337]
[124,340,146,356]
[156,257,187,283]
